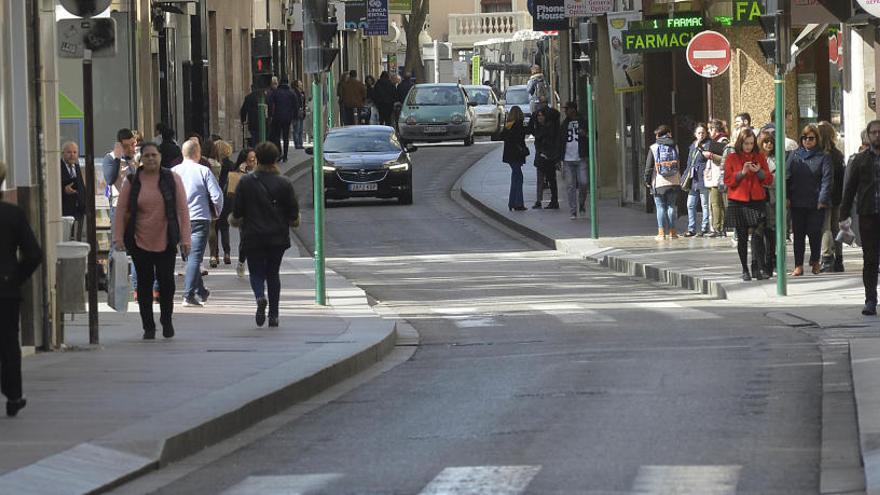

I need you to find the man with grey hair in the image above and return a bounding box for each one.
[173,139,223,307]
[0,160,42,417]
[60,141,86,241]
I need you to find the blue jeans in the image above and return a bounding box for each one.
[687,189,710,233]
[508,163,524,209]
[247,247,285,317]
[184,219,211,299]
[293,118,304,148]
[563,160,588,215]
[653,189,678,230]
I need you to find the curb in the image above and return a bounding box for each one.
[0,264,397,495]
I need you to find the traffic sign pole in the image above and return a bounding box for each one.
[312,74,326,305]
[774,69,787,296]
[587,75,598,239]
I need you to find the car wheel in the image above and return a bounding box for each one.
[464,135,474,146]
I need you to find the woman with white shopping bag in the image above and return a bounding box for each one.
[114,143,191,339]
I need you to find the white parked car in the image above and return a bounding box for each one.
[462,85,506,139]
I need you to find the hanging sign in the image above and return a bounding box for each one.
[607,11,644,93]
[471,55,481,85]
[389,0,412,13]
[622,16,703,53]
[365,0,389,36]
[565,0,613,17]
[530,0,568,31]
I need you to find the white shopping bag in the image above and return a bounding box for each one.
[107,250,130,313]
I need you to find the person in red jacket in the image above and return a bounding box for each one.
[724,128,773,281]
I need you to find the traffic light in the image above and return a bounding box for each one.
[253,55,272,75]
[573,21,598,76]
[758,11,790,67]
[304,0,339,74]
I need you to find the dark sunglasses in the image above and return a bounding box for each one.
[801,135,816,141]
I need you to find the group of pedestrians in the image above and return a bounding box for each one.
[642,112,852,285]
[240,78,308,158]
[500,100,589,220]
[338,69,415,127]
[106,127,300,340]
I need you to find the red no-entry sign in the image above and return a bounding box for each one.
[686,31,731,78]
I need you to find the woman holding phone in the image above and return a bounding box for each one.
[723,128,773,280]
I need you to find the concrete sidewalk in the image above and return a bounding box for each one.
[460,144,879,493]
[0,149,399,494]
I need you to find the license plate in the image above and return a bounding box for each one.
[349,183,378,192]
[423,125,447,134]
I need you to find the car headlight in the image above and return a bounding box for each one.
[405,116,417,125]
[322,165,336,172]
[450,113,465,125]
[384,161,409,171]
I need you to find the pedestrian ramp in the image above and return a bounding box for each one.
[220,464,741,494]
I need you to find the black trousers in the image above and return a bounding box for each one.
[535,165,558,204]
[790,207,824,266]
[0,298,22,401]
[860,214,880,304]
[131,247,177,331]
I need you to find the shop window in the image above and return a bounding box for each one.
[481,0,512,13]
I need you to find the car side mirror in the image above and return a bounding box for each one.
[405,144,418,153]
[304,147,313,155]
[468,101,479,107]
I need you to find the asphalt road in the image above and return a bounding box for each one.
[144,142,822,494]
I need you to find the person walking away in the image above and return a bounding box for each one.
[723,129,773,280]
[60,141,87,241]
[560,102,588,219]
[268,78,299,162]
[373,71,397,126]
[213,140,235,265]
[397,72,415,103]
[114,143,191,339]
[0,161,41,417]
[230,142,300,327]
[757,129,781,276]
[531,107,561,210]
[703,119,731,237]
[841,120,880,315]
[364,75,377,125]
[501,106,529,211]
[292,80,307,149]
[683,124,711,237]
[240,86,264,147]
[645,125,682,240]
[232,148,256,277]
[158,127,182,168]
[786,123,832,276]
[817,121,846,273]
[526,65,549,115]
[172,139,223,307]
[340,70,367,126]
[203,138,224,269]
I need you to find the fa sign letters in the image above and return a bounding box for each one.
[735,1,763,22]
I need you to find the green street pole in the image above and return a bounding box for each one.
[774,68,787,296]
[312,75,327,305]
[258,93,268,143]
[327,71,335,129]
[586,75,598,239]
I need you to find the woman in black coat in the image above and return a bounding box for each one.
[0,161,41,417]
[531,107,562,209]
[501,106,528,211]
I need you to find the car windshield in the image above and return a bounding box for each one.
[324,133,400,153]
[505,88,529,105]
[466,88,494,105]
[408,87,465,106]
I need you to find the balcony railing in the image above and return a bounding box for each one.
[448,11,533,49]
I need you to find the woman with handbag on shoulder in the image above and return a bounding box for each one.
[230,142,300,328]
[501,106,528,211]
[683,123,711,237]
[723,128,773,281]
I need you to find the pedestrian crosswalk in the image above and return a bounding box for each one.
[219,464,742,494]
[424,300,722,329]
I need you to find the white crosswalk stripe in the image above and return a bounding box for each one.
[220,474,342,494]
[638,301,723,320]
[631,465,741,494]
[524,303,618,324]
[419,465,542,495]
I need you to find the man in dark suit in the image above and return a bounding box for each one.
[60,141,87,241]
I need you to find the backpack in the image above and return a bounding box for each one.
[653,143,679,178]
[529,76,549,101]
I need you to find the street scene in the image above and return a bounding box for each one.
[1,0,879,494]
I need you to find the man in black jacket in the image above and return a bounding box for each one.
[60,141,87,240]
[267,79,299,161]
[0,161,42,417]
[240,86,265,147]
[841,120,880,315]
